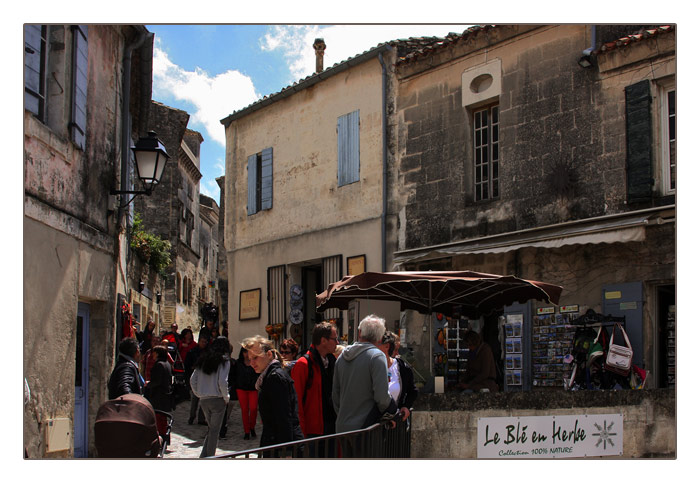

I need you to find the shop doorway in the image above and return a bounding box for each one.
[74,302,90,458]
[302,266,323,351]
[656,284,676,388]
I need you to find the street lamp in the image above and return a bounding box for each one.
[111,131,170,206]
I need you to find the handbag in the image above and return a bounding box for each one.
[604,323,633,376]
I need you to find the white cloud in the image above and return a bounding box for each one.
[152,40,259,147]
[261,25,474,82]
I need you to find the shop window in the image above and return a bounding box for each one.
[338,110,360,187]
[473,104,499,202]
[247,147,273,215]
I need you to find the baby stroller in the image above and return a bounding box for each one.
[95,393,173,458]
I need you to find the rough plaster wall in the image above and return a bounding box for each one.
[410,393,676,458]
[24,215,116,457]
[225,59,384,251]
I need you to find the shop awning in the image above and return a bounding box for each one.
[393,206,674,268]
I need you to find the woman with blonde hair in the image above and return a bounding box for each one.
[241,336,303,449]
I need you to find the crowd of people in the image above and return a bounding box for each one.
[107,314,418,458]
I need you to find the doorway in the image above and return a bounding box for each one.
[656,284,676,388]
[74,302,90,457]
[302,266,323,351]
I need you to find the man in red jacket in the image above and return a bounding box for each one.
[291,322,338,440]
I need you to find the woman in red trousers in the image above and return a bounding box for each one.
[232,346,259,439]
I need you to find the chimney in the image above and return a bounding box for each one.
[313,38,326,73]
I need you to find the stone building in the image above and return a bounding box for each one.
[388,25,676,390]
[23,24,156,457]
[136,102,220,336]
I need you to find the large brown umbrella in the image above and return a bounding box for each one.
[316,270,562,318]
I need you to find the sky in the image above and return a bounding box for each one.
[146,24,475,205]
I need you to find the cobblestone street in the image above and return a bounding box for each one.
[163,396,261,458]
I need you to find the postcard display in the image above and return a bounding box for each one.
[531,309,579,388]
[433,313,470,390]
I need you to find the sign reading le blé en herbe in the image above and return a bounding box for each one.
[477,414,623,458]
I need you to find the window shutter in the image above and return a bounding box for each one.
[338,110,360,186]
[625,80,653,204]
[24,24,46,119]
[260,147,273,210]
[247,154,258,215]
[71,25,88,149]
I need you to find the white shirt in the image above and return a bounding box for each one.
[388,358,401,402]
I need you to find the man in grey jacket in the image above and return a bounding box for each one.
[332,314,399,434]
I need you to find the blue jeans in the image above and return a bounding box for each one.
[198,397,227,458]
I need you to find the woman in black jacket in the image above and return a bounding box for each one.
[145,345,173,412]
[241,336,303,452]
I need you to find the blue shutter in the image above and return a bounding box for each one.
[247,154,258,215]
[24,24,46,118]
[260,147,273,210]
[338,110,360,186]
[71,25,88,149]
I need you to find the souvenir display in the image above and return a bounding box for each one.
[532,313,577,387]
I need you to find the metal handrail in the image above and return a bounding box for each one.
[212,415,412,459]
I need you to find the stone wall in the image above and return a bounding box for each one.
[410,389,675,458]
[393,25,675,252]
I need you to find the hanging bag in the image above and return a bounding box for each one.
[604,323,633,376]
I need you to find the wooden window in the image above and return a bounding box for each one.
[70,25,88,149]
[24,24,47,121]
[625,81,653,203]
[474,105,499,201]
[338,110,360,187]
[267,265,286,326]
[660,84,676,194]
[247,147,273,215]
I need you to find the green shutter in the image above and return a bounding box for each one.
[625,80,653,203]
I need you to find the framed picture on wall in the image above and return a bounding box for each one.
[347,255,366,276]
[239,288,261,320]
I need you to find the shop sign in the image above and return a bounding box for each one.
[560,305,579,313]
[477,414,623,459]
[536,307,555,315]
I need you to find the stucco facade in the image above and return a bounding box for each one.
[221,45,394,347]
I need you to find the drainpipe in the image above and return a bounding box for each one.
[583,25,597,56]
[114,28,150,348]
[378,49,390,272]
